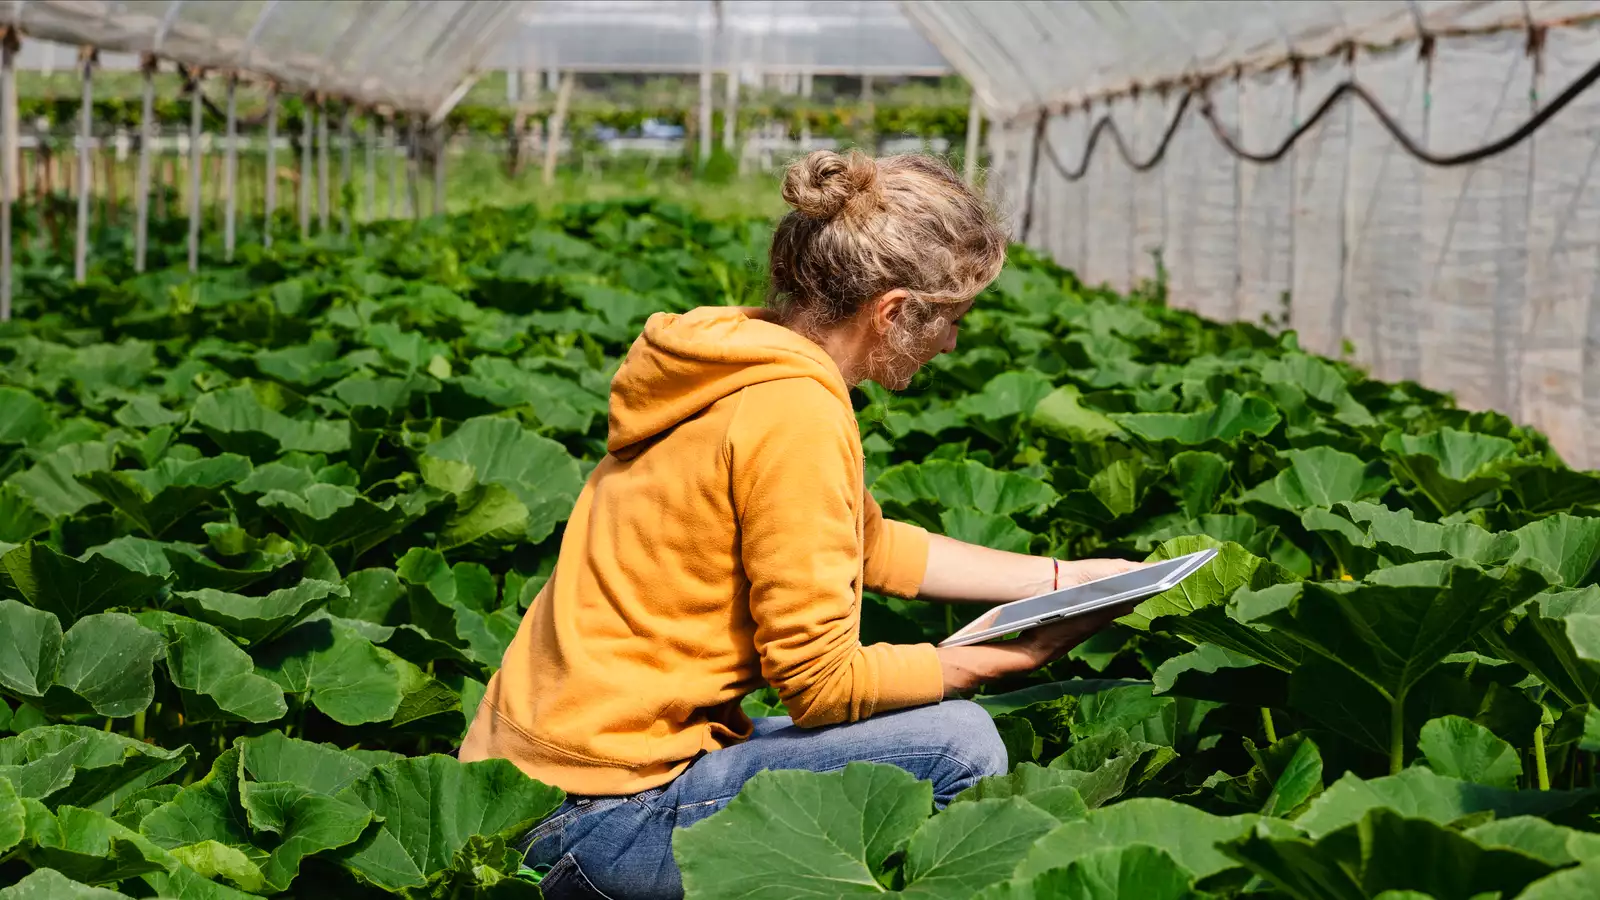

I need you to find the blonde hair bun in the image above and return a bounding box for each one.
[781,149,880,221]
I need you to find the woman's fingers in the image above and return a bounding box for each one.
[1020,605,1127,664]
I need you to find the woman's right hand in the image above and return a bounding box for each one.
[935,605,1126,697]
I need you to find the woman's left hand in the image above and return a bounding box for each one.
[1057,557,1150,586]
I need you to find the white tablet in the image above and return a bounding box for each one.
[937,548,1220,648]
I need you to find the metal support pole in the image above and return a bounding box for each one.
[543,73,573,187]
[963,90,982,186]
[298,102,311,240]
[187,71,202,273]
[0,34,14,322]
[364,117,375,223]
[223,75,238,260]
[723,67,737,154]
[317,102,329,233]
[697,69,712,167]
[264,87,277,247]
[405,120,419,220]
[74,48,94,285]
[134,58,154,272]
[339,107,352,238]
[432,127,445,216]
[386,120,398,219]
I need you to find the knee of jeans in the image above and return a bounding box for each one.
[935,700,1009,779]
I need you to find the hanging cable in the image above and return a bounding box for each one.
[1033,52,1600,185]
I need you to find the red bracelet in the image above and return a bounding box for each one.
[1053,558,1060,591]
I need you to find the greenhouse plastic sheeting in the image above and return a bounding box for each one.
[975,8,1600,469]
[0,0,521,113]
[904,0,1600,123]
[489,0,951,75]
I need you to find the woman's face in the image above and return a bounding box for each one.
[872,297,975,390]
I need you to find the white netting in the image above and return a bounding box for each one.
[965,2,1600,468]
[0,0,521,113]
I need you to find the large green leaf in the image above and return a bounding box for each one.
[873,459,1059,519]
[0,387,51,446]
[1416,715,1521,788]
[1239,447,1390,512]
[1111,392,1280,446]
[1232,561,1549,706]
[0,603,162,718]
[174,578,343,646]
[77,454,252,538]
[1031,384,1126,443]
[254,618,404,726]
[255,484,423,552]
[1475,586,1600,709]
[1295,767,1594,838]
[420,416,584,548]
[1381,428,1518,516]
[0,542,167,625]
[8,441,115,518]
[332,754,563,891]
[899,798,1060,898]
[137,611,287,723]
[0,867,135,898]
[237,731,397,795]
[675,762,932,898]
[190,385,351,460]
[20,800,175,886]
[950,763,1090,822]
[1015,798,1271,882]
[0,725,192,813]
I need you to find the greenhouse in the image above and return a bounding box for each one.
[4,1,1600,898]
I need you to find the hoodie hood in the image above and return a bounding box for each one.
[607,306,851,457]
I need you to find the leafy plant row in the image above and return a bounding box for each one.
[4,198,1600,897]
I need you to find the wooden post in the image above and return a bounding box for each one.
[264,87,277,247]
[405,119,419,219]
[386,118,398,219]
[723,67,737,158]
[363,115,375,223]
[542,71,573,187]
[299,100,311,239]
[74,47,94,284]
[339,106,352,238]
[1,31,15,321]
[963,89,982,186]
[223,74,238,260]
[187,69,202,273]
[317,101,329,233]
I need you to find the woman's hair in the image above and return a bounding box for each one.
[766,150,1008,353]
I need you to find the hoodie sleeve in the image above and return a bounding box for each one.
[728,379,946,728]
[862,492,929,599]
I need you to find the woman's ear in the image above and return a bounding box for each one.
[871,289,912,333]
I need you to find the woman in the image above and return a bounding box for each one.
[459,150,1139,899]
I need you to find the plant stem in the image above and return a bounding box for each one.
[1261,707,1277,744]
[133,710,146,742]
[945,605,955,637]
[1535,724,1550,791]
[1389,696,1405,776]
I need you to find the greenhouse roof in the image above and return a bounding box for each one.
[0,0,522,115]
[486,0,952,76]
[902,0,1600,122]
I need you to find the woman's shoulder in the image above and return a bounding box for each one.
[727,377,858,441]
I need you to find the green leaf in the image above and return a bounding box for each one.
[0,868,134,899]
[899,798,1060,897]
[1382,428,1518,515]
[1124,537,1297,640]
[0,725,192,813]
[0,542,167,625]
[1031,385,1126,443]
[873,459,1058,519]
[1240,447,1390,512]
[77,455,252,538]
[674,762,931,898]
[22,801,174,885]
[1480,586,1600,709]
[1233,562,1549,704]
[240,780,373,891]
[951,763,1090,822]
[191,385,351,460]
[0,605,163,718]
[420,416,584,546]
[1416,715,1521,788]
[0,387,51,446]
[9,441,115,518]
[254,618,403,726]
[174,578,343,646]
[940,508,1035,554]
[332,755,563,891]
[1464,816,1600,867]
[0,773,24,854]
[238,731,397,795]
[255,484,420,553]
[137,612,287,724]
[1508,513,1600,587]
[959,371,1055,422]
[1167,451,1230,519]
[1152,643,1286,709]
[974,845,1203,900]
[1296,767,1594,838]
[168,840,265,893]
[1112,392,1281,446]
[1016,798,1268,882]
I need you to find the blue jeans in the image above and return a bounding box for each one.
[522,699,1007,900]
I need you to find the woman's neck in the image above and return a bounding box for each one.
[776,313,875,387]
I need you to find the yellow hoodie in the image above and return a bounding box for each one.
[458,306,946,795]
